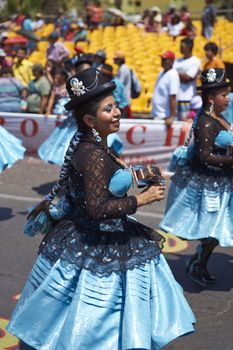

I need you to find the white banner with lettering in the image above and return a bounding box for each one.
[0,112,191,167]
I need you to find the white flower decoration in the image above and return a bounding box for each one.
[70,78,86,96]
[206,68,217,83]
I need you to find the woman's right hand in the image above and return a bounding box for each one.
[136,184,165,207]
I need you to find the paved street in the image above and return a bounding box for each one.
[0,157,233,350]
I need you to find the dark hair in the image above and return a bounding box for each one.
[204,42,218,55]
[0,66,13,76]
[100,63,113,77]
[171,14,180,25]
[115,57,125,64]
[181,37,194,50]
[55,68,69,81]
[16,46,27,53]
[73,92,112,132]
[32,64,44,74]
[181,5,188,11]
[46,59,59,76]
[61,58,74,73]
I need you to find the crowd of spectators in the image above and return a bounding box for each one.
[151,37,226,125]
[0,0,227,126]
[0,42,135,118]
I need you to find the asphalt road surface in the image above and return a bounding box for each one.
[0,157,233,350]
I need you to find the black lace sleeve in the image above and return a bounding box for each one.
[194,115,233,168]
[72,142,137,220]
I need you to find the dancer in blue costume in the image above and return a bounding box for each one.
[0,125,25,172]
[7,68,195,350]
[37,96,79,166]
[160,68,233,286]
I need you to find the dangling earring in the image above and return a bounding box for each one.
[209,101,214,114]
[92,128,102,142]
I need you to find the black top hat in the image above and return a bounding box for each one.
[197,68,231,90]
[65,68,116,111]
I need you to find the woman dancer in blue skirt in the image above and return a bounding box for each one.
[7,68,195,350]
[160,68,233,286]
[0,125,25,173]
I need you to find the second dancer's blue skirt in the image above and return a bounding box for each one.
[7,253,195,350]
[38,117,77,167]
[0,125,25,173]
[160,165,233,246]
[38,117,124,166]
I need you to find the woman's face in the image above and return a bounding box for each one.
[54,73,66,85]
[205,49,214,60]
[46,60,53,71]
[211,87,230,114]
[32,69,42,79]
[94,95,121,138]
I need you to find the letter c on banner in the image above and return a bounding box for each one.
[21,118,39,137]
[126,125,146,145]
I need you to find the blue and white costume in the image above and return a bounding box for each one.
[160,112,233,247]
[7,136,195,350]
[0,125,25,173]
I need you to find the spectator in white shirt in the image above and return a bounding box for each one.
[152,50,180,127]
[33,13,44,30]
[167,14,184,39]
[113,50,131,103]
[173,37,201,120]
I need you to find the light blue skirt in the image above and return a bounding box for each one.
[160,166,233,246]
[38,117,77,167]
[0,125,25,173]
[7,254,195,350]
[38,117,124,166]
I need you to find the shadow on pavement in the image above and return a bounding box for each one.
[166,252,233,293]
[0,207,14,221]
[32,181,57,196]
[18,211,29,216]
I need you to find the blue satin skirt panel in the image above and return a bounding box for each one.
[38,117,77,166]
[160,167,233,246]
[0,125,25,172]
[38,116,124,166]
[7,254,195,350]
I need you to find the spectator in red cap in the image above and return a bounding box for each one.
[152,50,180,127]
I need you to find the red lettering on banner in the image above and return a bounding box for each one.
[164,127,174,146]
[55,116,62,127]
[126,125,146,145]
[178,127,187,146]
[21,118,39,137]
[0,117,5,126]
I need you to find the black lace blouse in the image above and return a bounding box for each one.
[39,137,163,275]
[193,112,233,170]
[70,139,138,220]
